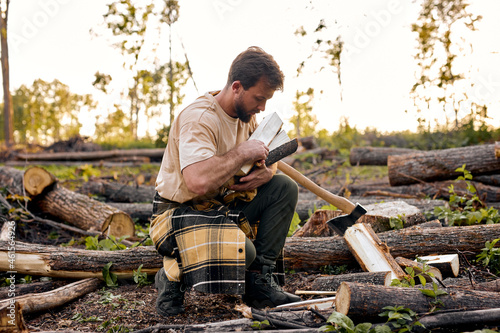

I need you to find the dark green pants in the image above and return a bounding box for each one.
[231,174,298,269]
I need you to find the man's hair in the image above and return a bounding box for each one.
[227,46,284,91]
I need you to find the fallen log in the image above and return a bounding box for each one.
[78,181,155,203]
[336,281,500,320]
[416,307,500,332]
[0,278,101,314]
[444,277,500,292]
[35,183,135,238]
[349,147,418,166]
[0,241,162,278]
[23,166,56,196]
[14,148,165,162]
[0,166,26,196]
[107,202,153,223]
[0,300,27,332]
[0,280,62,300]
[418,254,460,278]
[284,223,500,270]
[310,271,391,291]
[388,143,500,186]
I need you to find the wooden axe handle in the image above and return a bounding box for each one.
[277,160,356,214]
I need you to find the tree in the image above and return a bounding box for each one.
[98,0,189,140]
[12,79,95,145]
[0,0,13,147]
[288,88,318,139]
[411,0,482,130]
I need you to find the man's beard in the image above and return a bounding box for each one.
[234,98,253,123]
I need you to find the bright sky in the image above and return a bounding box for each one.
[8,0,500,137]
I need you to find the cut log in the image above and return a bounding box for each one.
[23,166,56,196]
[336,281,500,320]
[349,147,418,166]
[0,300,27,332]
[417,254,460,278]
[0,280,61,300]
[283,223,500,270]
[107,202,153,223]
[14,148,165,161]
[292,209,337,237]
[0,241,161,278]
[388,143,500,186]
[444,277,500,292]
[0,166,26,196]
[36,183,135,238]
[395,256,442,282]
[344,223,406,281]
[310,271,391,291]
[78,181,155,203]
[0,278,102,314]
[416,307,500,331]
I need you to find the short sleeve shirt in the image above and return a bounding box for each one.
[155,91,258,203]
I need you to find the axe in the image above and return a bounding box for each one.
[265,140,366,235]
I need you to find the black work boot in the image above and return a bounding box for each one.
[243,265,302,309]
[155,267,185,317]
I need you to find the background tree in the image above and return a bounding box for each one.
[12,79,95,145]
[288,88,318,139]
[0,0,13,147]
[98,0,189,141]
[411,0,482,131]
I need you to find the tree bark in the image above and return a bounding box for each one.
[350,147,418,166]
[79,181,155,203]
[0,280,62,300]
[0,166,25,196]
[416,307,500,331]
[310,271,391,291]
[0,241,161,278]
[388,143,500,186]
[336,281,500,320]
[36,183,135,238]
[283,223,500,270]
[0,1,14,148]
[0,278,102,314]
[14,148,165,161]
[107,202,153,222]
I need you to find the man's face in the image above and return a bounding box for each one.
[233,77,275,123]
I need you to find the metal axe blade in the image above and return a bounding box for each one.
[326,203,367,236]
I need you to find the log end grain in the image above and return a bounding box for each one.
[23,166,56,196]
[335,282,351,315]
[103,212,135,238]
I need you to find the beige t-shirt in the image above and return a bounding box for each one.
[155,91,258,203]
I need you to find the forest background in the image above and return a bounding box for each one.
[1,0,500,154]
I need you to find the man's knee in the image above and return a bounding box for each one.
[272,174,298,203]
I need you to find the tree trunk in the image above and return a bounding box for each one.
[336,281,500,320]
[0,241,161,278]
[79,181,155,203]
[107,202,153,222]
[350,147,418,166]
[388,143,500,186]
[36,183,134,238]
[0,280,62,299]
[310,271,391,291]
[14,148,165,162]
[0,278,101,314]
[0,166,25,196]
[0,2,13,148]
[23,166,57,196]
[416,307,500,331]
[283,223,500,270]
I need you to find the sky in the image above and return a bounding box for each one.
[7,0,500,137]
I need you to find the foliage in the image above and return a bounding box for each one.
[320,264,348,276]
[320,311,372,332]
[133,264,152,287]
[102,262,119,287]
[420,282,448,312]
[251,320,270,330]
[288,88,318,139]
[391,265,434,289]
[378,305,424,332]
[475,238,500,276]
[11,79,96,145]
[388,216,405,230]
[434,165,500,226]
[85,235,128,251]
[287,212,301,237]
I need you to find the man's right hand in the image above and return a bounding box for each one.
[236,140,269,164]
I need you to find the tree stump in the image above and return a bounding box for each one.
[23,166,56,196]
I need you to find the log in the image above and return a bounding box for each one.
[23,166,56,196]
[0,278,102,314]
[0,166,26,196]
[283,223,500,270]
[0,300,27,332]
[0,280,61,300]
[395,256,442,282]
[336,281,500,320]
[36,183,135,238]
[416,307,500,331]
[349,147,418,166]
[0,241,162,278]
[14,148,165,161]
[388,143,500,186]
[292,209,337,237]
[310,271,391,291]
[78,181,155,203]
[444,277,500,292]
[344,223,406,280]
[107,202,153,222]
[418,254,460,278]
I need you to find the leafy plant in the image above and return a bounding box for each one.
[133,264,152,287]
[420,282,448,312]
[251,319,270,330]
[287,212,302,237]
[102,262,119,287]
[98,289,126,309]
[85,235,129,251]
[321,264,348,275]
[378,305,424,332]
[388,215,405,230]
[434,165,500,226]
[319,311,372,332]
[475,238,500,276]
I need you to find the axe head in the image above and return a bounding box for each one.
[326,203,367,236]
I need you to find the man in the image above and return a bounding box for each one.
[149,46,301,317]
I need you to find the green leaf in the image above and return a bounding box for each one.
[102,262,118,287]
[420,289,435,298]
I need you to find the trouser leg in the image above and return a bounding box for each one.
[232,174,298,268]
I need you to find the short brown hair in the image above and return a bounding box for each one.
[227,46,284,91]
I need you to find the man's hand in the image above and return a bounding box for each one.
[229,162,276,192]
